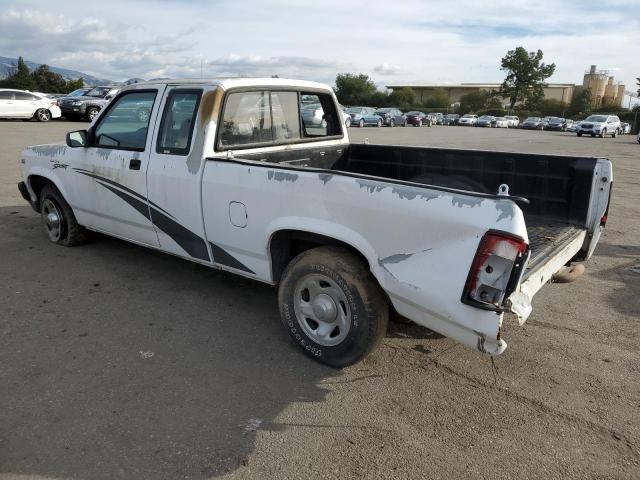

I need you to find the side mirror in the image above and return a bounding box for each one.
[66,130,88,148]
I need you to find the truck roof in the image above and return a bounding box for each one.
[129,77,332,92]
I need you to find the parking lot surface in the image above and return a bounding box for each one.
[1,121,639,480]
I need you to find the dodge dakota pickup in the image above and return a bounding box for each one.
[18,78,613,367]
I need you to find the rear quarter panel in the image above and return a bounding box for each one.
[202,161,527,354]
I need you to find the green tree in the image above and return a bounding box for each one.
[568,89,592,115]
[388,87,416,110]
[423,88,450,108]
[458,90,490,114]
[500,47,555,109]
[0,56,36,90]
[30,65,68,93]
[334,73,377,105]
[636,77,640,96]
[63,78,85,93]
[538,98,568,116]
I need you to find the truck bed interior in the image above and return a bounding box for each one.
[232,142,598,265]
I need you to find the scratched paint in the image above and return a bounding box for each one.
[267,171,299,182]
[28,145,68,158]
[318,173,333,184]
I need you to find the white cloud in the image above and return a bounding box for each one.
[373,63,401,75]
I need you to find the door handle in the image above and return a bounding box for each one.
[129,159,141,170]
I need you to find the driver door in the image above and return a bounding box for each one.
[72,87,164,246]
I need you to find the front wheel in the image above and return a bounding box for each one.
[611,129,617,138]
[278,246,389,367]
[345,117,351,128]
[39,185,89,246]
[359,119,364,128]
[417,120,422,127]
[35,108,52,122]
[376,118,382,127]
[389,119,395,127]
[600,128,606,138]
[577,132,582,137]
[86,107,100,122]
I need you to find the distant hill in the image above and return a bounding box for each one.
[0,56,115,86]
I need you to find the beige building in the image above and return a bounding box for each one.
[387,65,626,107]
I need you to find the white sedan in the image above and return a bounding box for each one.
[494,117,509,128]
[0,89,61,122]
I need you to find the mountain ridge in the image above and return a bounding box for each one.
[0,56,114,86]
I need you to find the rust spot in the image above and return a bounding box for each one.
[200,87,223,126]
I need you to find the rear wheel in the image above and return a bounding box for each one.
[417,120,422,127]
[35,108,52,122]
[359,119,364,128]
[389,119,395,127]
[376,118,382,127]
[600,128,606,138]
[39,185,89,246]
[278,246,388,367]
[345,117,351,128]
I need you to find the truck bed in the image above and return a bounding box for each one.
[525,218,584,279]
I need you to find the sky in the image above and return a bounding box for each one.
[0,0,638,93]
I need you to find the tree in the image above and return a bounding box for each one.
[500,47,555,109]
[334,73,378,105]
[568,89,592,115]
[422,88,450,108]
[388,87,416,110]
[63,78,85,93]
[538,98,568,117]
[0,56,36,90]
[637,77,640,96]
[458,90,490,114]
[30,65,68,93]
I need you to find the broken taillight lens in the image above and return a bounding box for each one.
[462,231,529,310]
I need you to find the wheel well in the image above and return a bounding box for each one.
[269,230,370,285]
[28,175,56,209]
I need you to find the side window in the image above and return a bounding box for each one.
[94,91,157,151]
[157,89,202,155]
[300,92,341,138]
[270,91,301,142]
[14,92,33,101]
[0,91,13,100]
[219,91,272,148]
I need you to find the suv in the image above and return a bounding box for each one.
[577,114,621,138]
[59,85,120,121]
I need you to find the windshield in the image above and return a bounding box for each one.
[549,117,563,122]
[346,107,363,113]
[67,88,88,97]
[375,108,391,113]
[85,87,112,97]
[526,117,541,121]
[462,114,475,118]
[585,115,608,122]
[479,116,492,120]
[496,117,506,121]
[406,111,421,115]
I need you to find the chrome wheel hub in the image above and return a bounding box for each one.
[42,199,63,242]
[293,274,351,347]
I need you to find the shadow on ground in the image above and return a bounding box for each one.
[0,206,338,479]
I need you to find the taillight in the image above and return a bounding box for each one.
[462,231,529,310]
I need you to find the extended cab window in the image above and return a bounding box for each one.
[94,91,157,151]
[300,93,340,138]
[157,90,202,155]
[219,91,272,147]
[270,91,301,142]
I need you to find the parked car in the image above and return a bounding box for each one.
[458,114,478,126]
[540,116,554,129]
[494,117,509,128]
[567,120,581,133]
[577,114,621,138]
[346,106,383,127]
[374,108,407,127]
[505,115,520,128]
[17,77,612,367]
[620,122,631,134]
[405,111,432,127]
[428,112,444,125]
[301,103,327,127]
[443,114,460,125]
[544,117,571,131]
[0,88,61,122]
[59,85,120,121]
[521,117,544,130]
[338,104,351,128]
[476,115,495,127]
[637,131,640,144]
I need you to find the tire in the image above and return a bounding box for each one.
[600,128,606,138]
[417,120,422,127]
[86,107,100,122]
[34,108,52,122]
[577,133,582,137]
[39,185,89,246]
[278,246,389,367]
[611,129,617,138]
[402,120,407,127]
[376,118,382,127]
[389,119,395,128]
[345,117,351,128]
[359,119,364,128]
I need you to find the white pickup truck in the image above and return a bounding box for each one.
[18,78,613,367]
